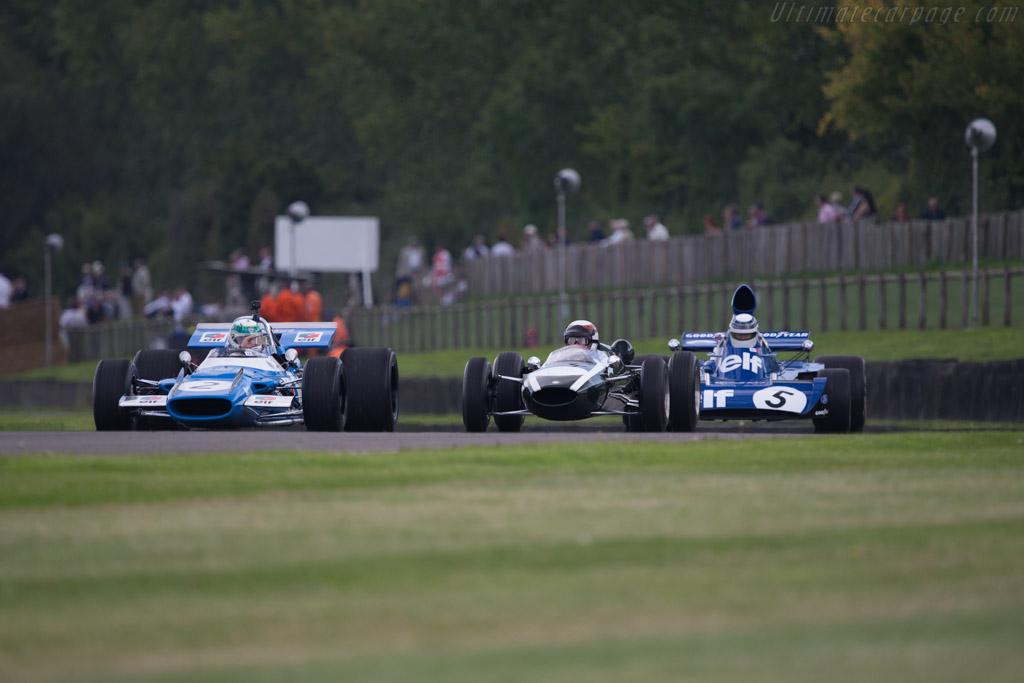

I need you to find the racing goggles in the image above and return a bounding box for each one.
[730,331,757,341]
[565,336,592,346]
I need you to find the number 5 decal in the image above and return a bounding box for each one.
[753,387,807,413]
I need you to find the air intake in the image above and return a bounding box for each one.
[172,398,232,418]
[530,387,577,407]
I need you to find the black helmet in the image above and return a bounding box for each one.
[563,319,599,346]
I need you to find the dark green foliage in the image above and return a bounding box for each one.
[2,1,1020,299]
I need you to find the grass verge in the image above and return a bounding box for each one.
[1,433,1022,682]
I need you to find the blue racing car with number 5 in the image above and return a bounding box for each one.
[664,284,866,433]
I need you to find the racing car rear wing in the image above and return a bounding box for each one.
[188,322,337,349]
[679,331,811,351]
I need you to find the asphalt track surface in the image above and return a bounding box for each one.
[0,421,819,455]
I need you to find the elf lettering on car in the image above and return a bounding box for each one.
[199,332,228,343]
[296,332,323,343]
[719,353,763,374]
[702,389,734,408]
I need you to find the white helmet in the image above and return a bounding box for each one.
[563,319,599,347]
[728,313,759,348]
[228,317,271,352]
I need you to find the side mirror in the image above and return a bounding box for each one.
[609,339,634,364]
[668,338,680,351]
[802,340,814,352]
[178,350,193,375]
[526,356,541,371]
[284,348,299,363]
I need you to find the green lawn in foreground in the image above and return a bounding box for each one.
[1,433,1022,683]
[4,327,1022,382]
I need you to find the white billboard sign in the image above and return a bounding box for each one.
[274,216,379,274]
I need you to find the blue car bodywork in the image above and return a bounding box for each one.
[116,321,337,429]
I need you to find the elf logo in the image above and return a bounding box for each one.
[200,332,228,343]
[295,332,323,343]
[720,353,763,374]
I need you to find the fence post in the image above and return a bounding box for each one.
[782,280,791,330]
[820,277,828,332]
[918,272,927,331]
[839,274,847,331]
[982,270,991,326]
[706,284,714,331]
[898,273,907,330]
[960,272,969,329]
[800,279,808,330]
[665,288,675,336]
[939,270,947,330]
[857,275,866,331]
[878,274,887,330]
[1005,265,1012,327]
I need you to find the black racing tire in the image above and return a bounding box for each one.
[341,347,399,432]
[632,354,670,367]
[93,359,136,431]
[302,356,345,432]
[492,351,525,432]
[668,350,700,432]
[462,357,492,432]
[813,368,852,433]
[815,355,867,432]
[132,349,183,382]
[638,355,669,432]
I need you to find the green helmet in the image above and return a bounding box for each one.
[229,318,269,351]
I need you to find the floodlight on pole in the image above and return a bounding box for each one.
[44,233,64,367]
[964,118,996,329]
[285,201,310,276]
[554,169,581,320]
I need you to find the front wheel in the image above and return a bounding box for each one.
[492,351,525,432]
[341,348,399,432]
[462,357,492,432]
[93,359,136,431]
[303,356,345,432]
[668,351,700,432]
[813,368,851,433]
[638,356,668,432]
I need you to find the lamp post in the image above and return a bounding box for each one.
[964,118,996,328]
[285,201,310,276]
[44,233,64,367]
[553,169,581,320]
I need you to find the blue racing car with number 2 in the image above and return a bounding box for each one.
[92,302,399,432]
[663,284,866,433]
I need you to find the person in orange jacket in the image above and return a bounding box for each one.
[327,315,352,358]
[275,281,304,322]
[259,287,279,322]
[301,280,322,322]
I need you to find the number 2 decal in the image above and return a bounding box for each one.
[183,380,232,393]
[753,387,807,413]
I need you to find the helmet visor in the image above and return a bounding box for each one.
[565,336,591,346]
[731,331,757,341]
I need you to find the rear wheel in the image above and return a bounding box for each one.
[342,348,399,431]
[668,351,700,432]
[492,351,525,432]
[813,368,851,433]
[815,355,866,432]
[622,414,644,432]
[93,359,136,431]
[303,356,345,431]
[638,356,668,432]
[462,357,492,432]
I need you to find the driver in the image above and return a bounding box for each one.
[226,317,271,355]
[563,320,600,349]
[727,313,761,349]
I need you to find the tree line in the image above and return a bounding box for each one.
[2,0,1021,300]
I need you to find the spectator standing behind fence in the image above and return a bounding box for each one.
[921,197,946,220]
[463,235,489,261]
[703,213,722,235]
[816,194,839,223]
[394,236,425,306]
[747,202,773,227]
[829,191,846,219]
[117,262,133,319]
[431,244,453,290]
[0,272,10,308]
[604,219,634,246]
[11,277,28,302]
[847,186,878,221]
[723,205,743,230]
[643,214,669,241]
[522,224,544,250]
[301,279,322,322]
[891,202,908,222]
[131,258,153,316]
[276,281,304,322]
[170,285,193,330]
[490,230,515,256]
[586,218,604,243]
